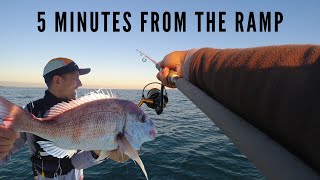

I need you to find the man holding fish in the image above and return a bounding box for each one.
[0,58,156,179]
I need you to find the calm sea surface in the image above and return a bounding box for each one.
[0,87,264,180]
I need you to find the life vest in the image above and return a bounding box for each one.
[26,98,75,178]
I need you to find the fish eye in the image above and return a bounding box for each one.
[139,114,146,123]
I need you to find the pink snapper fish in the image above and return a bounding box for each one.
[0,91,157,180]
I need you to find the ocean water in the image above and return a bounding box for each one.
[0,87,264,180]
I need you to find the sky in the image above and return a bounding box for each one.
[0,0,319,89]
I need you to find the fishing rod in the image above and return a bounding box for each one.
[136,49,319,179]
[136,49,179,84]
[136,49,168,115]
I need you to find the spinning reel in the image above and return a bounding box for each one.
[138,82,168,115]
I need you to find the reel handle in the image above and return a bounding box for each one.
[137,98,154,107]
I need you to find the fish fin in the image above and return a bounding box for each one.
[44,90,115,118]
[0,96,30,131]
[96,150,109,161]
[37,141,77,158]
[118,136,149,180]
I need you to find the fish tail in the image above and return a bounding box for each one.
[0,96,33,131]
[118,135,149,180]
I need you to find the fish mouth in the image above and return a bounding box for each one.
[149,129,157,140]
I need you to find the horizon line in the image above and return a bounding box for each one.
[0,81,176,90]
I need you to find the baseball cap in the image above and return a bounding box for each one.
[43,57,91,82]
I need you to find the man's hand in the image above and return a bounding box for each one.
[156,51,187,88]
[0,125,17,159]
